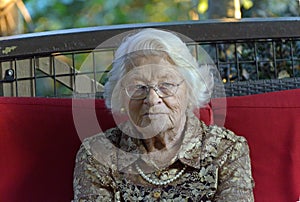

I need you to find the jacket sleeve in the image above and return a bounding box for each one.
[72,144,116,202]
[215,137,255,202]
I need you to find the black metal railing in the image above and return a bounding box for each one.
[0,17,299,97]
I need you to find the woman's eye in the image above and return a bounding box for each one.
[135,85,147,90]
[160,82,175,88]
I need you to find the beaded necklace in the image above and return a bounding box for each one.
[135,163,186,186]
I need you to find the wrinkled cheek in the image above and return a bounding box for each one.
[168,114,179,126]
[167,96,187,111]
[128,100,143,126]
[168,107,186,126]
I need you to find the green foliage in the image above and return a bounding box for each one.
[24,0,195,32]
[242,0,299,17]
[23,0,299,32]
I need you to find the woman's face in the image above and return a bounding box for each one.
[121,57,189,137]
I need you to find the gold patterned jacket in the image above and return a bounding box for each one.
[73,115,254,202]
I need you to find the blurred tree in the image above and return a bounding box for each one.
[24,0,197,32]
[207,0,240,19]
[3,0,298,33]
[0,0,32,36]
[242,0,299,17]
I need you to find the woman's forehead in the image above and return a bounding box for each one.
[125,51,175,66]
[123,64,182,82]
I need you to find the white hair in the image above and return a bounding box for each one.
[104,28,214,112]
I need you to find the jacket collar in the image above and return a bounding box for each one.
[115,115,207,171]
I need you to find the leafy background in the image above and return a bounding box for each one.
[22,0,299,33]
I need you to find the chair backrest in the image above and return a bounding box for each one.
[0,97,212,202]
[0,89,299,202]
[214,88,300,202]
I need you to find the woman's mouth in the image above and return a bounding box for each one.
[143,112,166,116]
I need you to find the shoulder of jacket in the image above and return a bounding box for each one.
[206,124,247,143]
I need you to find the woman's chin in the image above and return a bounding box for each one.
[135,120,169,139]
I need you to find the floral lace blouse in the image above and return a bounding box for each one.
[73,115,254,202]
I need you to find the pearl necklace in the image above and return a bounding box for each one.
[135,164,186,186]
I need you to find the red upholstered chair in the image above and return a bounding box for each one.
[0,98,81,202]
[0,89,299,202]
[214,88,300,202]
[0,97,212,202]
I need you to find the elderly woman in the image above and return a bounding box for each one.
[73,28,254,201]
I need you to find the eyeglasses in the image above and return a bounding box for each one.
[124,80,184,100]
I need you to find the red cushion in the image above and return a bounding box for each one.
[214,88,300,202]
[0,89,299,202]
[0,98,80,202]
[0,97,212,202]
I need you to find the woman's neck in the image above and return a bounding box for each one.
[140,122,186,170]
[142,115,186,153]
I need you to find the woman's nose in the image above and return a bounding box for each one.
[143,88,162,106]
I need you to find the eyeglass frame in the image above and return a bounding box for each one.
[123,80,185,100]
